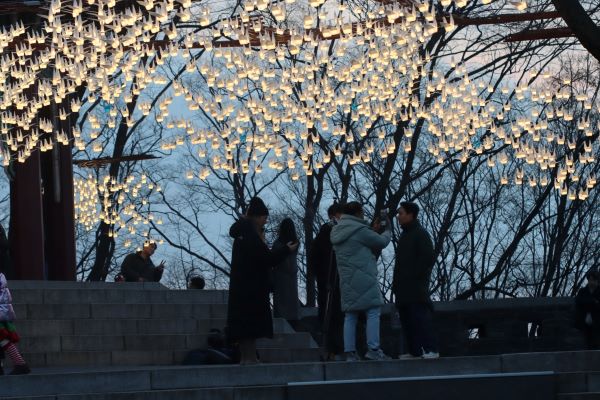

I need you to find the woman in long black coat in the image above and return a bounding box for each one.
[272,218,300,321]
[227,197,298,364]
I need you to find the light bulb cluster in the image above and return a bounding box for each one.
[159,0,452,180]
[0,0,597,205]
[74,172,162,239]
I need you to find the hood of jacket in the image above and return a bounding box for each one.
[330,215,368,245]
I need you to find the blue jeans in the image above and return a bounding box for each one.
[343,306,381,352]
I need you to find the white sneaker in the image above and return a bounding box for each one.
[345,351,360,362]
[364,348,391,361]
[398,353,420,360]
[421,351,440,359]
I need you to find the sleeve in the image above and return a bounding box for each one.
[309,226,327,269]
[415,231,435,278]
[357,226,391,251]
[244,232,290,270]
[120,254,140,282]
[153,266,164,282]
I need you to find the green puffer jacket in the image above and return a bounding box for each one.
[330,215,391,312]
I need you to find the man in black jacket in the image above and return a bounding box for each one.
[310,203,344,360]
[120,241,165,282]
[575,270,600,349]
[392,202,438,359]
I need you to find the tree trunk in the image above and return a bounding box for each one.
[553,0,600,62]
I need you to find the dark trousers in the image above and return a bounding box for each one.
[583,326,600,350]
[318,273,344,355]
[397,303,437,356]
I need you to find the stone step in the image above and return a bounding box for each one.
[287,371,555,400]
[7,281,166,290]
[0,385,285,400]
[557,372,600,394]
[19,346,319,368]
[16,317,295,336]
[12,303,228,320]
[17,332,314,353]
[10,288,229,305]
[0,362,324,396]
[0,357,563,399]
[0,372,556,400]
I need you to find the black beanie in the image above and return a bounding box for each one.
[247,197,269,217]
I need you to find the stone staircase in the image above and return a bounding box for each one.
[6,281,320,367]
[1,350,600,399]
[3,281,600,399]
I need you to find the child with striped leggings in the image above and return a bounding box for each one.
[0,272,30,375]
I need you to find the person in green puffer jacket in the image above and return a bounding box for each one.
[331,201,392,361]
[392,201,439,359]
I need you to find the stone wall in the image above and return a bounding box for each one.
[381,298,585,356]
[298,297,586,357]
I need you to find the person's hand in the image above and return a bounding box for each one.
[287,241,299,252]
[157,260,166,270]
[371,218,382,233]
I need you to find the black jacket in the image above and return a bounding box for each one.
[120,252,163,282]
[227,218,290,341]
[575,286,600,330]
[392,220,435,305]
[311,222,336,286]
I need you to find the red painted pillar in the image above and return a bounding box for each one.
[41,143,77,281]
[9,152,46,280]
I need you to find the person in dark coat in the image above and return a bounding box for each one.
[575,270,600,349]
[310,203,344,360]
[392,202,438,359]
[272,218,300,321]
[120,241,165,282]
[227,197,298,364]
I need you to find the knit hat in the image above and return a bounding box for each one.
[247,197,269,217]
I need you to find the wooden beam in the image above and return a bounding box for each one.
[454,11,561,26]
[505,27,574,42]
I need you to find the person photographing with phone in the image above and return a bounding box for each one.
[331,201,392,361]
[120,241,165,283]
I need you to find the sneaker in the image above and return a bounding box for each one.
[9,364,31,375]
[421,352,440,359]
[398,353,421,360]
[364,348,391,361]
[345,351,360,362]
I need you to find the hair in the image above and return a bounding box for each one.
[342,201,363,217]
[246,196,269,217]
[277,218,298,244]
[188,276,206,289]
[400,202,420,218]
[143,241,158,250]
[327,203,343,218]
